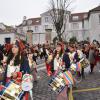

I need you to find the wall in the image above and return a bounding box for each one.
[0,33,15,45]
[89,12,100,42]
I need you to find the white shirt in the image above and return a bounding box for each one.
[7,65,20,77]
[54,57,62,70]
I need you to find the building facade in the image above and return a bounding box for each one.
[88,6,100,42]
[0,23,25,45]
[17,5,100,44]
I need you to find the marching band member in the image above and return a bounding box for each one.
[53,43,64,75]
[3,39,31,100]
[52,43,69,100]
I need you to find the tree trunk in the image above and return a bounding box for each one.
[58,33,62,42]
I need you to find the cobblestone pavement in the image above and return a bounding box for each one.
[33,69,56,100]
[73,67,100,100]
[33,64,100,100]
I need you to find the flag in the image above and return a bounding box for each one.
[63,71,74,86]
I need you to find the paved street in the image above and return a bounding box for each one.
[73,68,100,100]
[33,61,100,100]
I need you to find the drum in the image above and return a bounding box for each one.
[21,74,33,91]
[48,72,66,93]
[79,58,90,68]
[0,66,5,82]
[0,81,23,100]
[70,63,77,71]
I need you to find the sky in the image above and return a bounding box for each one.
[0,0,100,26]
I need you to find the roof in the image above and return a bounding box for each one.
[17,17,41,27]
[88,5,100,19]
[90,5,100,12]
[0,24,16,33]
[70,12,88,22]
[29,17,41,25]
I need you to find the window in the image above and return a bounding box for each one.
[22,20,26,25]
[35,26,38,32]
[72,16,79,20]
[20,27,23,33]
[72,23,79,29]
[45,25,48,29]
[84,14,87,18]
[5,38,11,44]
[45,17,49,22]
[27,20,32,25]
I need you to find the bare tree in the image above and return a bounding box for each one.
[49,0,73,42]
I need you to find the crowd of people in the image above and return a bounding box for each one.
[0,38,100,100]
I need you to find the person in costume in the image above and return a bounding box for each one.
[53,43,64,75]
[27,48,37,82]
[3,39,31,100]
[51,43,68,100]
[88,44,96,74]
[45,49,53,76]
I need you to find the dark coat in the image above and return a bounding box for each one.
[63,53,70,70]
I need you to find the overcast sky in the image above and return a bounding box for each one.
[0,0,100,26]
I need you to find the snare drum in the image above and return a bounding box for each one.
[79,58,90,68]
[1,81,23,100]
[21,74,33,91]
[48,72,66,93]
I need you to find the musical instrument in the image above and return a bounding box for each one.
[0,81,23,100]
[70,63,77,71]
[48,72,66,93]
[79,58,90,68]
[21,74,33,91]
[0,66,5,82]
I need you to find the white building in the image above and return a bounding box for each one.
[0,23,25,45]
[68,12,89,41]
[0,32,15,45]
[17,5,100,43]
[88,6,100,42]
[17,17,45,44]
